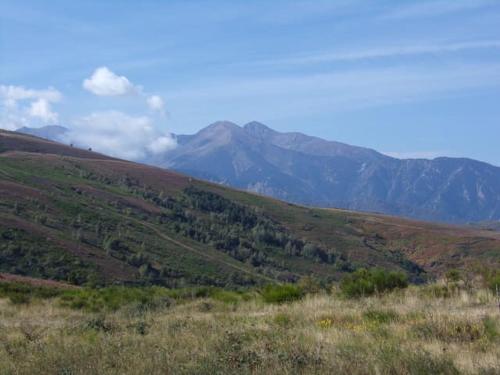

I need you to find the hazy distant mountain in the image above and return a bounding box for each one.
[16,125,67,141]
[159,121,500,223]
[17,122,500,223]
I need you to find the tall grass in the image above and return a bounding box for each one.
[340,268,408,298]
[0,283,498,374]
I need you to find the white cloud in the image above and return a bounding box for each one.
[82,67,166,116]
[0,85,62,103]
[63,111,176,160]
[83,67,137,96]
[0,84,62,130]
[0,109,28,131]
[28,98,58,123]
[147,136,176,154]
[147,95,166,113]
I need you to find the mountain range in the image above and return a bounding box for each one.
[2,128,500,287]
[16,122,500,224]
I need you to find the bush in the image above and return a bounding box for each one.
[8,293,31,305]
[419,284,457,299]
[211,290,241,304]
[274,313,292,327]
[59,286,172,312]
[482,316,498,341]
[261,284,303,304]
[340,268,408,298]
[445,269,461,283]
[84,315,115,332]
[297,276,322,294]
[0,282,62,304]
[488,274,500,293]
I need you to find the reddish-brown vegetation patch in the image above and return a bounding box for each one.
[0,180,48,202]
[74,184,163,214]
[79,159,191,194]
[0,215,138,282]
[0,272,79,289]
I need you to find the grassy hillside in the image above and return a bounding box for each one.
[1,130,500,287]
[0,280,498,374]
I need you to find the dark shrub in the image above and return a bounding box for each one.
[84,315,114,333]
[261,284,303,303]
[8,293,31,305]
[340,268,408,298]
[297,276,322,294]
[488,274,500,293]
[445,269,461,283]
[0,282,62,304]
[59,286,172,312]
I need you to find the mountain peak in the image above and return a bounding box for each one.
[191,121,243,146]
[18,125,67,132]
[16,125,68,141]
[244,121,271,131]
[243,121,277,138]
[204,121,240,132]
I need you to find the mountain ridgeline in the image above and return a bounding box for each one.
[1,129,500,287]
[160,121,500,224]
[18,122,500,224]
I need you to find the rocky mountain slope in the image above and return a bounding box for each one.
[158,121,500,224]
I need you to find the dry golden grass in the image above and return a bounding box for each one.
[0,285,499,374]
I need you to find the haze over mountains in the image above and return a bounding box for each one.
[17,122,500,224]
[17,125,68,141]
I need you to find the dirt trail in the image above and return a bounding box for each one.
[123,214,275,283]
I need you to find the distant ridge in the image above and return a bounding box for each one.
[16,122,500,223]
[16,125,67,141]
[159,121,500,224]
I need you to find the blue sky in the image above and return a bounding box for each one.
[1,0,500,164]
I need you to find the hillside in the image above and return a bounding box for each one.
[1,129,500,287]
[156,121,500,224]
[18,123,500,224]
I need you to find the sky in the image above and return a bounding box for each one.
[1,0,500,164]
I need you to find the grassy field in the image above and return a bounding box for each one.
[0,282,498,374]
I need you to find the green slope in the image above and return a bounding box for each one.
[1,130,499,287]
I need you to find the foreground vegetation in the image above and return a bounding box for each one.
[0,279,498,374]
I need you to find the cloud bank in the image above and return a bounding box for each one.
[63,111,176,160]
[0,85,62,130]
[1,70,174,161]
